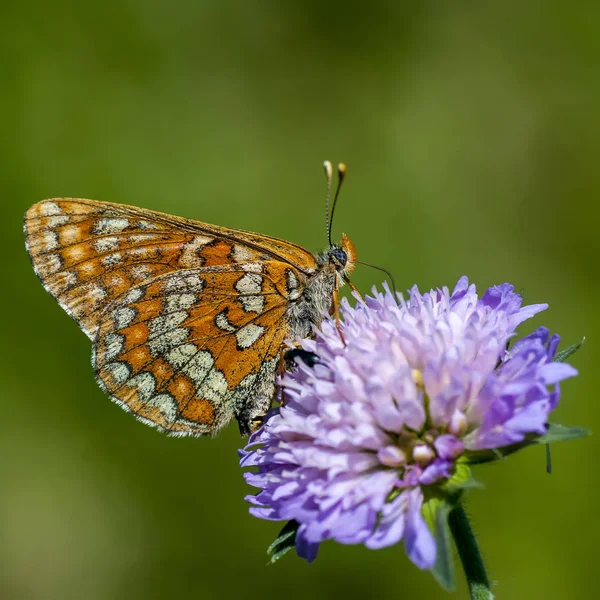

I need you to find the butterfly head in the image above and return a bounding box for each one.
[334,233,357,275]
[319,233,357,279]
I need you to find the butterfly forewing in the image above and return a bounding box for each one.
[25,198,318,435]
[24,199,318,338]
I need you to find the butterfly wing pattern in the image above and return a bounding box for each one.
[24,198,326,436]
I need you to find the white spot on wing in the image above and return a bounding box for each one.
[126,372,156,400]
[192,234,213,245]
[165,293,196,312]
[180,235,214,267]
[165,343,198,368]
[182,350,215,386]
[184,274,205,292]
[41,231,58,251]
[215,311,236,332]
[94,237,119,252]
[109,275,126,288]
[149,311,188,336]
[163,274,205,294]
[148,328,189,355]
[242,263,262,273]
[131,265,152,280]
[101,252,123,266]
[235,323,264,349]
[105,361,131,385]
[94,218,130,235]
[104,333,124,360]
[235,273,263,295]
[45,254,61,274]
[87,284,107,302]
[124,288,144,303]
[163,276,183,292]
[138,220,162,230]
[240,295,265,313]
[197,369,228,403]
[47,215,69,228]
[40,202,62,216]
[129,234,155,243]
[129,246,157,259]
[112,307,136,329]
[148,393,177,422]
[233,245,254,262]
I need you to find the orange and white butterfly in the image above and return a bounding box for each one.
[24,163,357,436]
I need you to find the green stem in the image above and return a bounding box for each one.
[448,503,494,600]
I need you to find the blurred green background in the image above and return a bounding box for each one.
[1,1,597,599]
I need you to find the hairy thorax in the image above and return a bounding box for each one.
[286,263,339,339]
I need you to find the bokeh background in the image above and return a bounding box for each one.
[1,2,597,599]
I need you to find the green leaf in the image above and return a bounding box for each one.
[552,337,585,363]
[537,423,590,444]
[463,444,524,465]
[423,497,456,591]
[442,463,482,494]
[267,520,299,564]
[464,423,589,465]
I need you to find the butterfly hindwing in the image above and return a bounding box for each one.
[93,264,292,435]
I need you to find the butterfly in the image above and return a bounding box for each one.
[24,162,357,437]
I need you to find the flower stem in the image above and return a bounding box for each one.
[448,502,494,600]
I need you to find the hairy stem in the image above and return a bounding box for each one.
[448,503,494,600]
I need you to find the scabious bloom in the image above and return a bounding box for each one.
[240,277,578,568]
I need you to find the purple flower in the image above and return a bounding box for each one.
[240,277,578,568]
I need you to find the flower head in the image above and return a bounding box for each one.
[240,277,578,568]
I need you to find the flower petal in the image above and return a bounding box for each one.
[404,489,437,569]
[365,493,407,550]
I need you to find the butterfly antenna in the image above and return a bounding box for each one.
[323,160,333,244]
[356,260,398,298]
[327,162,347,247]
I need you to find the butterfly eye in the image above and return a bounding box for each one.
[330,247,348,267]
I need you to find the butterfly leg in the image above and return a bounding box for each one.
[278,346,287,406]
[332,288,346,345]
[346,278,363,300]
